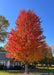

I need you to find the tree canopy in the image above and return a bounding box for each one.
[6,9,47,73]
[0,15,9,42]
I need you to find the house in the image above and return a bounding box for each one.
[0,48,22,69]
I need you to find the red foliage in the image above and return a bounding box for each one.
[6,9,47,64]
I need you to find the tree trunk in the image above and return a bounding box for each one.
[25,63,29,74]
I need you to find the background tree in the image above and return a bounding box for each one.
[51,45,54,65]
[39,46,52,66]
[0,15,9,43]
[3,45,7,50]
[51,45,54,54]
[6,9,47,74]
[45,46,52,66]
[45,46,52,59]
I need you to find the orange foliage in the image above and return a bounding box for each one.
[6,9,47,64]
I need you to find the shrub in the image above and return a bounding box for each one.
[28,64,36,69]
[14,66,22,70]
[0,65,4,70]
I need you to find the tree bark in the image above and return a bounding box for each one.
[25,63,29,74]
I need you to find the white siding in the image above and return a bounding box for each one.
[7,61,10,68]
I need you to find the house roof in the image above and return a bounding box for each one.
[0,50,6,52]
[0,50,12,61]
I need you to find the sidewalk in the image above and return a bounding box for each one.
[20,73,54,75]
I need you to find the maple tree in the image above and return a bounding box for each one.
[6,9,47,73]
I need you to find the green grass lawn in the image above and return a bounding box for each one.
[0,70,19,75]
[0,70,24,75]
[0,68,54,75]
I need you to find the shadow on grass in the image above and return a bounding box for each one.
[29,68,54,73]
[0,68,54,74]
